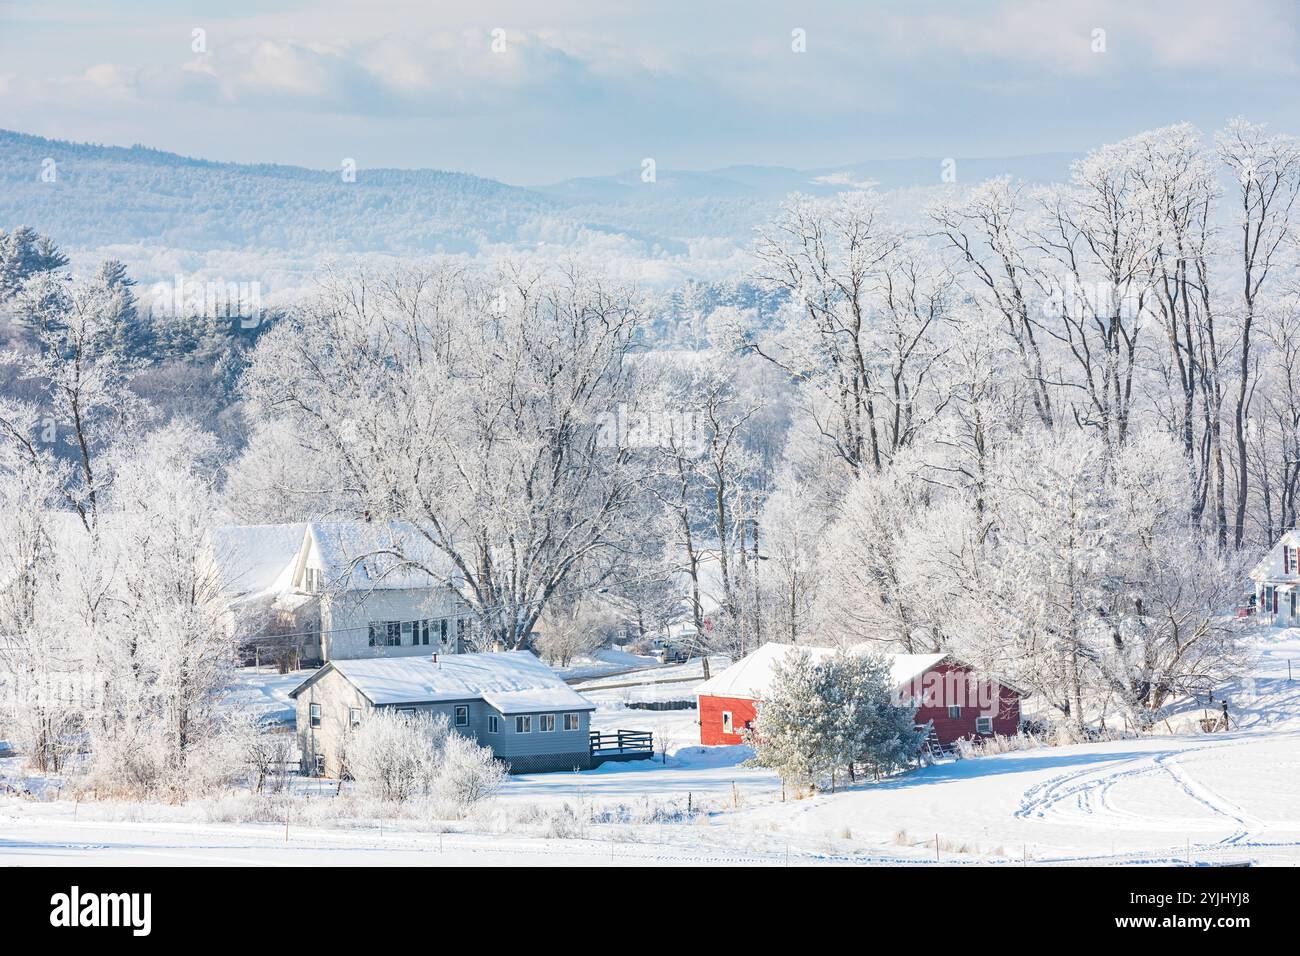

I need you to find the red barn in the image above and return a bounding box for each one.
[695,642,1023,747]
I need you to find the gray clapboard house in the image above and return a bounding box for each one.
[290,650,597,775]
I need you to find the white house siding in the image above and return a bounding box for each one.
[1251,531,1300,627]
[293,668,592,775]
[321,588,464,660]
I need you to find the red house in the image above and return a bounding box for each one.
[695,642,1023,747]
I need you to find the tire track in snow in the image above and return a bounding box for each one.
[1014,740,1268,846]
[1154,752,1265,845]
[1014,753,1160,822]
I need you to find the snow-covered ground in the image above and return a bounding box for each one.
[548,646,660,681]
[222,667,315,725]
[2,632,1298,866]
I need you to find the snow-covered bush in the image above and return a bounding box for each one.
[433,730,508,808]
[345,710,446,802]
[345,709,505,808]
[952,732,1047,759]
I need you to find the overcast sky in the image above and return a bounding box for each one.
[1,0,1298,184]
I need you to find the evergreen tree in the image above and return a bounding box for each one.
[746,648,835,790]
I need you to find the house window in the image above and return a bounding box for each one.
[1292,591,1297,618]
[947,705,962,719]
[348,707,361,728]
[722,711,734,735]
[563,713,580,731]
[309,703,321,728]
[454,705,469,727]
[437,619,449,644]
[369,621,402,647]
[488,715,499,734]
[538,714,555,732]
[418,620,430,646]
[515,715,532,734]
[976,716,994,734]
[396,707,416,719]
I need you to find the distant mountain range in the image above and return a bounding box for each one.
[0,128,1077,266]
[538,154,1077,203]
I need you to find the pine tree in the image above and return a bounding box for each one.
[747,648,835,790]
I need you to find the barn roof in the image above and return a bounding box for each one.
[695,642,948,700]
[290,650,595,714]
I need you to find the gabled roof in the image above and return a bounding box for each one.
[206,523,307,601]
[299,520,458,591]
[1249,529,1300,582]
[695,642,948,700]
[289,650,595,714]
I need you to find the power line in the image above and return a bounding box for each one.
[237,557,730,645]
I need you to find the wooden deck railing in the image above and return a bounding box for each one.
[589,730,654,763]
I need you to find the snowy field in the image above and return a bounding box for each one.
[2,634,1298,866]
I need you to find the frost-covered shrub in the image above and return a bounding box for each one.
[434,731,507,808]
[79,708,279,800]
[345,710,505,808]
[345,710,446,801]
[953,732,1046,759]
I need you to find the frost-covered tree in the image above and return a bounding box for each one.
[2,268,144,530]
[534,598,614,667]
[0,452,82,774]
[642,353,766,658]
[79,421,243,795]
[974,427,1245,731]
[746,648,833,790]
[240,264,649,649]
[814,454,964,652]
[822,650,923,782]
[748,647,920,791]
[748,196,953,476]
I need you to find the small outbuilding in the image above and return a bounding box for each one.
[695,642,1023,747]
[290,651,596,775]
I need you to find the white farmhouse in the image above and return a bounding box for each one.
[1248,530,1300,625]
[206,520,472,665]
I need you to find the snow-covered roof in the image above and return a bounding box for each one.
[1249,529,1300,582]
[291,650,595,714]
[206,523,307,600]
[303,520,458,591]
[695,642,947,700]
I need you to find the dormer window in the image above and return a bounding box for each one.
[1286,546,1297,575]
